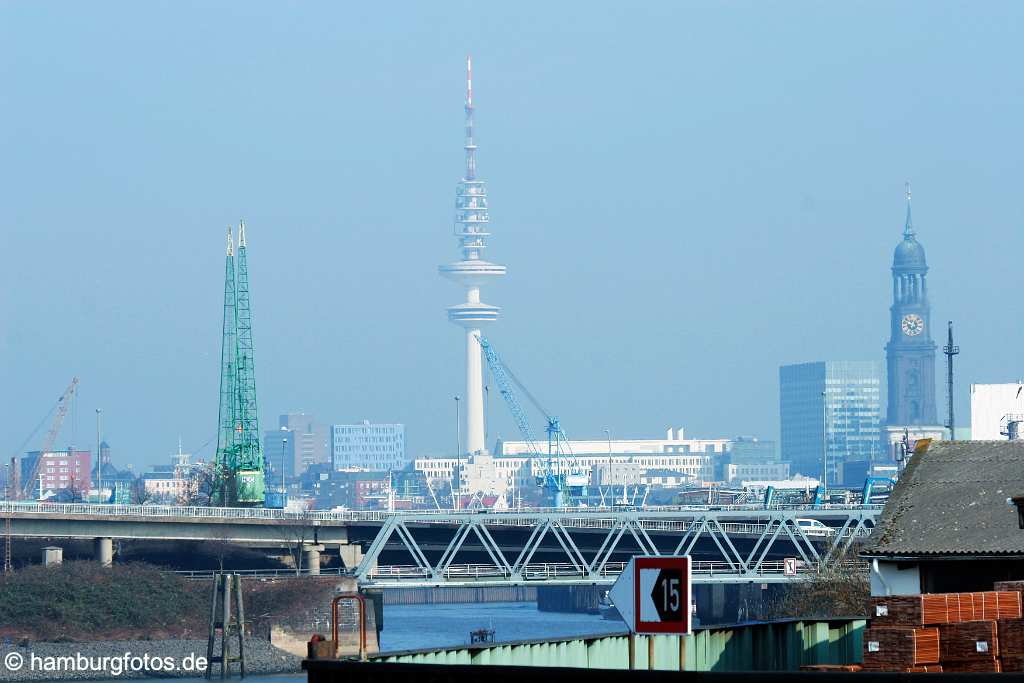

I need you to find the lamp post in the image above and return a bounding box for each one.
[603,428,612,488]
[95,408,102,502]
[281,437,287,497]
[821,390,828,494]
[454,395,461,511]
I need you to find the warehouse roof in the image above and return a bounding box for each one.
[862,440,1024,558]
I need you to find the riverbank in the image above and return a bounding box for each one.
[0,638,301,681]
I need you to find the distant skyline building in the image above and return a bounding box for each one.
[438,57,506,457]
[331,421,406,471]
[883,185,944,453]
[970,383,1024,440]
[779,361,882,485]
[17,449,92,498]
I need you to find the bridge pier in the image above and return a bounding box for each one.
[339,543,364,570]
[94,537,113,567]
[302,544,324,574]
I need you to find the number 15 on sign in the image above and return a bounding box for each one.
[609,556,692,635]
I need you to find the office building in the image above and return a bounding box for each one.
[331,421,406,471]
[780,361,882,485]
[16,449,92,498]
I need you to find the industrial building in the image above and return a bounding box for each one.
[331,421,406,472]
[863,439,1024,595]
[411,428,783,501]
[779,360,882,485]
[970,383,1024,440]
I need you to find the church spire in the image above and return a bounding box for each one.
[904,182,915,239]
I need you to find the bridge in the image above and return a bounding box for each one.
[0,502,880,586]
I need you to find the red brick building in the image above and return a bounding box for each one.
[16,449,91,498]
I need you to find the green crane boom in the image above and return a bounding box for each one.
[212,223,265,506]
[232,220,265,504]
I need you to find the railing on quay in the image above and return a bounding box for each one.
[169,560,870,583]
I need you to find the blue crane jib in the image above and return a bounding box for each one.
[475,335,588,507]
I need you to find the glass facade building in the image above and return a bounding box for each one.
[331,421,406,472]
[779,361,882,485]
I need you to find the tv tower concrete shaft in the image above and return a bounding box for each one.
[439,57,506,456]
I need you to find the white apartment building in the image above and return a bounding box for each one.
[970,383,1024,440]
[331,421,406,472]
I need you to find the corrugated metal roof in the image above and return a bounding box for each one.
[862,440,1024,557]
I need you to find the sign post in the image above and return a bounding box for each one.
[610,555,692,669]
[784,557,797,576]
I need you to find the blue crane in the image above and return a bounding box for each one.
[475,335,576,507]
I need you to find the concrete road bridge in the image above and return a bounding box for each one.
[0,502,880,586]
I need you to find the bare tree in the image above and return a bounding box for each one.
[763,548,870,620]
[178,464,217,506]
[130,478,152,505]
[274,505,315,575]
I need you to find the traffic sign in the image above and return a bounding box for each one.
[783,557,797,576]
[609,556,691,635]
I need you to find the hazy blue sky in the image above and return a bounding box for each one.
[2,2,1023,468]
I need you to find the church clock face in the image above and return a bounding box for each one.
[901,313,924,337]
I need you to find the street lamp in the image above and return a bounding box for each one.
[454,395,461,511]
[821,390,828,494]
[95,408,102,502]
[603,428,612,488]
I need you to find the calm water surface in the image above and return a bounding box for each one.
[88,602,624,682]
[379,601,626,652]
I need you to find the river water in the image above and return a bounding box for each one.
[379,601,626,652]
[81,602,625,683]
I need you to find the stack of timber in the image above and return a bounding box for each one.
[862,588,1023,673]
[862,627,939,670]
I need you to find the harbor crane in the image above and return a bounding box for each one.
[13,377,80,499]
[475,335,585,507]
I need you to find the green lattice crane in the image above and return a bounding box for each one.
[212,223,266,506]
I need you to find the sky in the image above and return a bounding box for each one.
[2,2,1023,469]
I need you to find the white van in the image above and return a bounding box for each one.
[795,518,835,537]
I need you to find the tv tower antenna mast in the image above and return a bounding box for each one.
[943,320,959,440]
[439,56,507,457]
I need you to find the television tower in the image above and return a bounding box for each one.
[439,57,506,456]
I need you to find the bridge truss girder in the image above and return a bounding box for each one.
[354,508,878,588]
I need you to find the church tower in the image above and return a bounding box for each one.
[883,185,944,456]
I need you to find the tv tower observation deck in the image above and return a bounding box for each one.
[439,57,506,456]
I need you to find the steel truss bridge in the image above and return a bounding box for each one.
[0,502,880,587]
[352,506,880,587]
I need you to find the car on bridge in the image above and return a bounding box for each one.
[795,518,835,537]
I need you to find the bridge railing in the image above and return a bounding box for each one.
[0,501,881,528]
[363,559,849,583]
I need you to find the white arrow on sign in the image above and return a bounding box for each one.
[609,557,637,630]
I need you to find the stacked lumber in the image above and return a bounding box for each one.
[798,664,862,672]
[870,591,1021,625]
[994,580,1024,593]
[999,618,1024,672]
[942,657,1001,672]
[1002,656,1024,673]
[862,627,939,669]
[938,621,998,661]
[863,589,1024,672]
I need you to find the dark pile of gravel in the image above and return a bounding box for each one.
[0,637,301,681]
